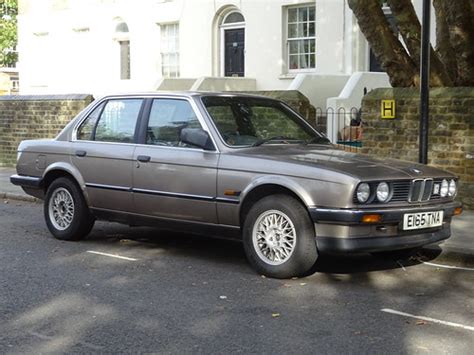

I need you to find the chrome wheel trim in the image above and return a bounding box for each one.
[48,187,75,231]
[252,210,297,266]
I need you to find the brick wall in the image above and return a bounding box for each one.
[360,87,474,209]
[0,95,94,166]
[252,90,317,126]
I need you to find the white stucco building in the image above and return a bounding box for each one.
[16,0,435,109]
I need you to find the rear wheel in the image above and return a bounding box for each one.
[242,194,318,279]
[44,177,94,241]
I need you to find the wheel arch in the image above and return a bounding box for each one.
[239,176,314,226]
[42,163,90,204]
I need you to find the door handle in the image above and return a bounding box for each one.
[75,150,87,157]
[137,155,151,163]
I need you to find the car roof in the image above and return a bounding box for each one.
[98,91,280,101]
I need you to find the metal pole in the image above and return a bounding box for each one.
[419,0,431,164]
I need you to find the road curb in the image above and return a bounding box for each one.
[1,192,40,203]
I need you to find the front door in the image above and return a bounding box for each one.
[224,28,245,77]
[133,98,219,223]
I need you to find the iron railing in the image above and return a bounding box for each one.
[313,107,362,152]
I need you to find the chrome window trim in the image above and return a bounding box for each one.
[71,94,220,153]
[71,136,218,154]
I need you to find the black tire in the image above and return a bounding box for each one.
[44,177,95,241]
[242,194,318,279]
[371,247,421,260]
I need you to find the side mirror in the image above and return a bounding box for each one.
[180,128,215,151]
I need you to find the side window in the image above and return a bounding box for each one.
[94,99,143,143]
[146,99,202,147]
[77,102,104,140]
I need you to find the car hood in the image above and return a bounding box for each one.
[231,145,454,180]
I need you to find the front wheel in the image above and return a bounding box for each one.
[242,194,318,279]
[44,177,95,241]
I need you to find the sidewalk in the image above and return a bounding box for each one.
[1,166,472,256]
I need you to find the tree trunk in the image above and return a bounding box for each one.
[348,0,418,87]
[442,1,474,85]
[433,0,458,83]
[387,0,452,86]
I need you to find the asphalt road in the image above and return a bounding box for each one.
[1,200,473,354]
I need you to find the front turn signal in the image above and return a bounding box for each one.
[454,207,463,216]
[362,214,382,223]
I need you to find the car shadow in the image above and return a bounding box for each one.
[309,247,442,275]
[82,222,443,277]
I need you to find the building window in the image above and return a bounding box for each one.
[161,23,180,78]
[119,40,131,80]
[115,21,130,80]
[287,5,316,71]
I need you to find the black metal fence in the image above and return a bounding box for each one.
[313,107,362,152]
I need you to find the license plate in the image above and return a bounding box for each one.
[403,211,444,230]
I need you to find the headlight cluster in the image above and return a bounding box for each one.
[356,182,392,203]
[440,179,456,197]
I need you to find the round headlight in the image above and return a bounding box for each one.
[448,179,456,197]
[440,179,448,197]
[357,183,370,203]
[376,182,390,202]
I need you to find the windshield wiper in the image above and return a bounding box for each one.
[252,136,302,147]
[303,136,331,145]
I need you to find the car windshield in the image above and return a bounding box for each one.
[201,96,329,147]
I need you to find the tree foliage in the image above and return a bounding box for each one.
[0,0,18,67]
[348,0,474,87]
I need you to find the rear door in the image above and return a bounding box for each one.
[72,98,143,212]
[132,98,219,223]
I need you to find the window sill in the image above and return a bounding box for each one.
[278,74,296,80]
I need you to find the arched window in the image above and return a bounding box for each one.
[114,20,130,80]
[222,12,244,25]
[220,11,245,77]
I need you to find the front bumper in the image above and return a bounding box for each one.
[309,201,461,253]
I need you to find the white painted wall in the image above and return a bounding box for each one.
[18,0,354,96]
[17,0,431,100]
[288,73,349,109]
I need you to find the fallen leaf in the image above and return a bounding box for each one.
[272,313,280,318]
[416,320,428,325]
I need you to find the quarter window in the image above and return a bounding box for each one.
[146,99,201,147]
[77,99,142,143]
[287,5,316,71]
[77,102,104,140]
[160,23,180,78]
